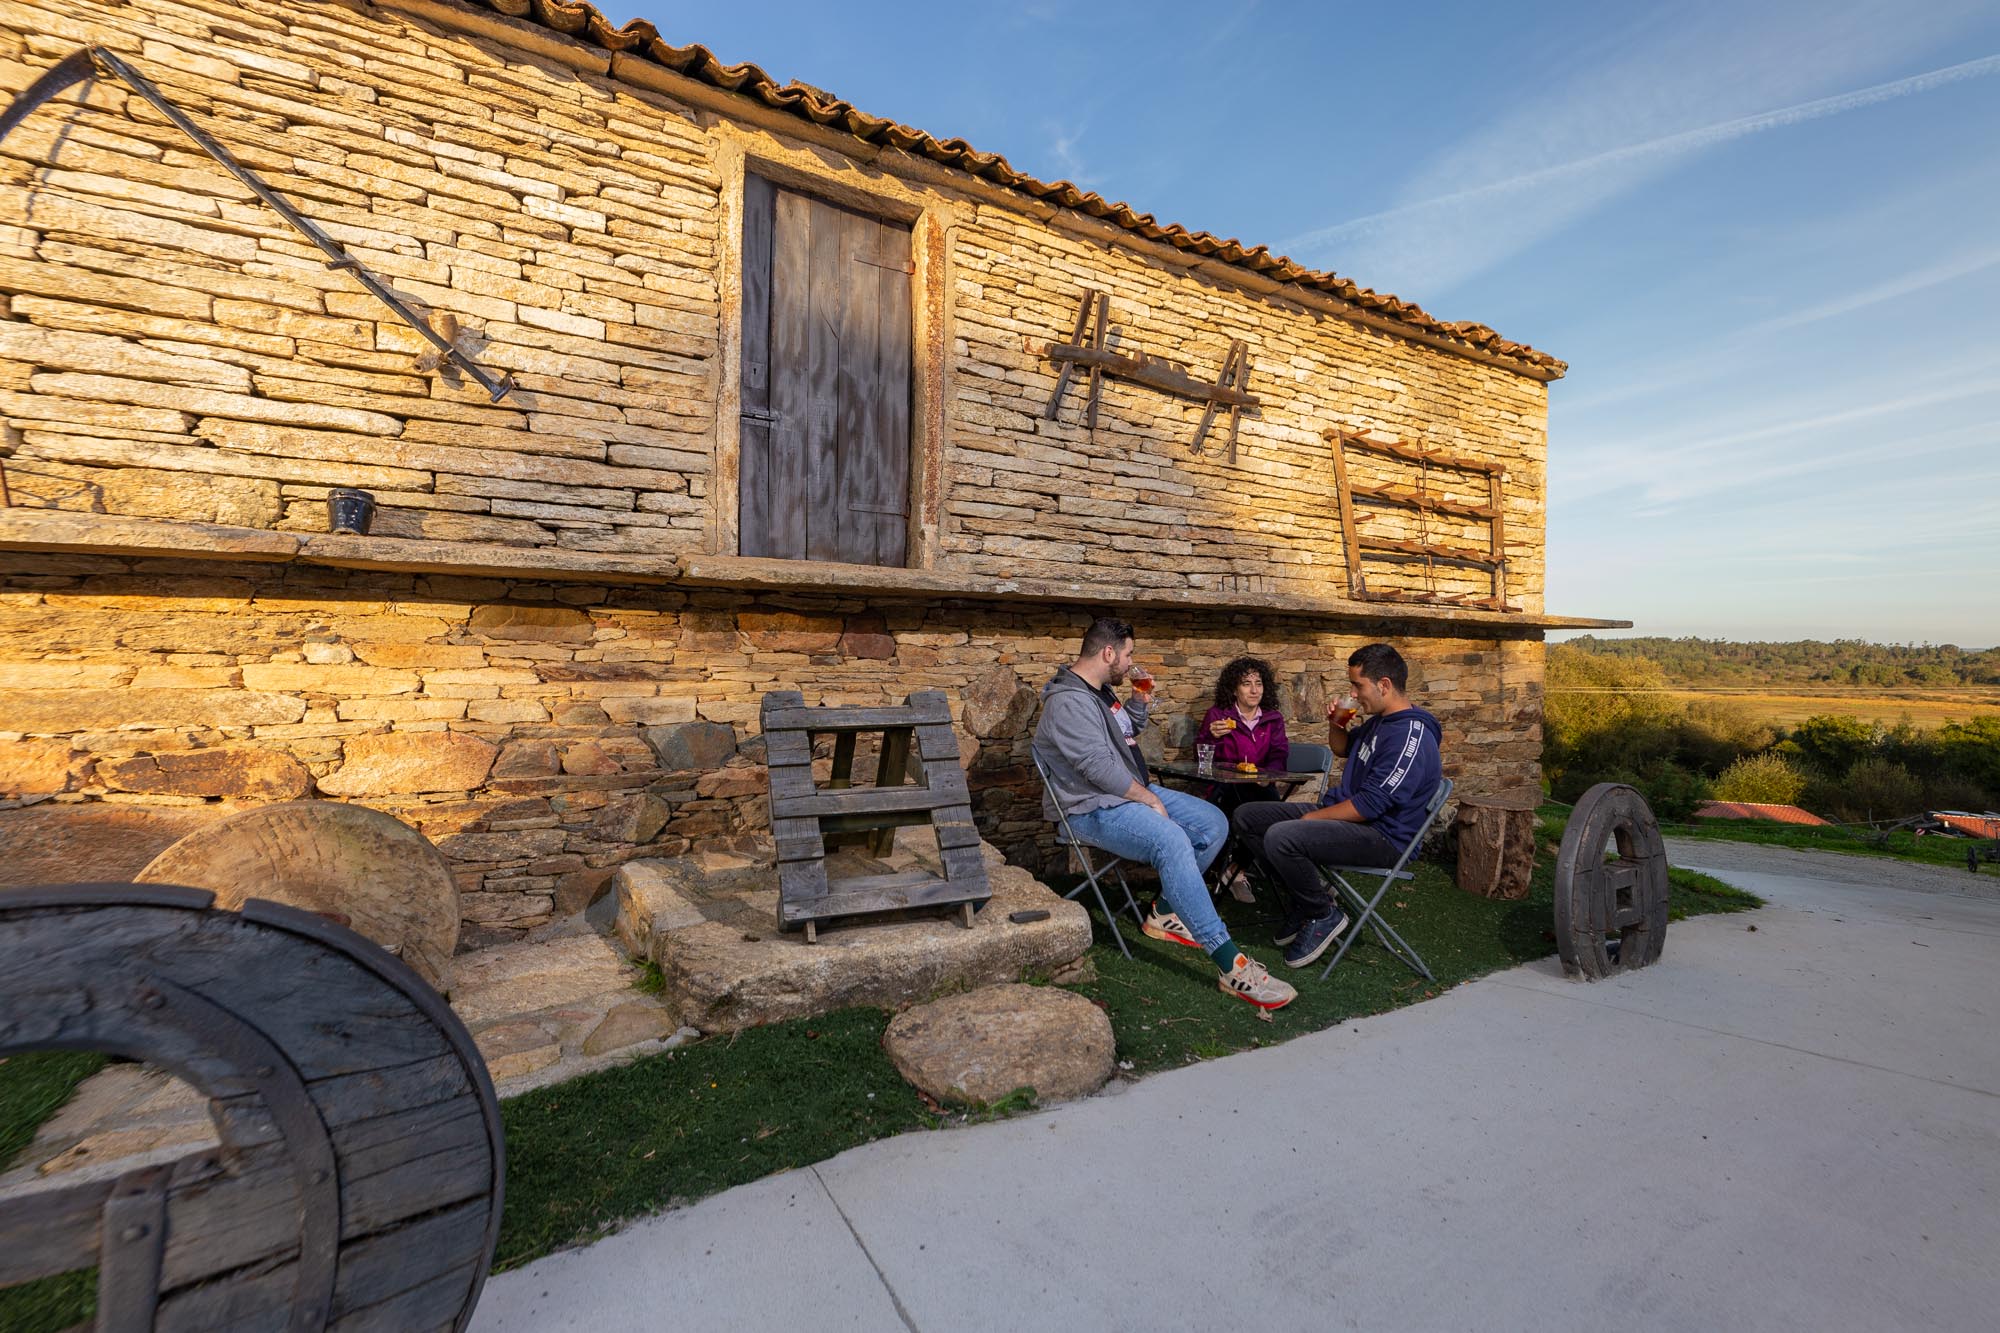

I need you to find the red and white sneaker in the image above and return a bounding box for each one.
[1218,953,1297,1010]
[1141,906,1200,949]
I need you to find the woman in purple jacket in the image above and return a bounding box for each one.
[1198,656,1289,814]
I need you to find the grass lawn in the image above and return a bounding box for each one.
[494,850,1755,1269]
[0,849,1760,1318]
[0,1052,108,1333]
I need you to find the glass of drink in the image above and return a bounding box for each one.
[1330,695,1359,727]
[1129,666,1156,698]
[1196,743,1216,777]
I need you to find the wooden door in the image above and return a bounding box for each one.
[740,176,912,566]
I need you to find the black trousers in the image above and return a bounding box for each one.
[1231,801,1399,918]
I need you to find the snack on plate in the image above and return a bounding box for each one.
[1235,761,1260,772]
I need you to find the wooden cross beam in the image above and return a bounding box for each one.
[1043,289,1260,450]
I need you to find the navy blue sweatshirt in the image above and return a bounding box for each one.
[1321,706,1444,848]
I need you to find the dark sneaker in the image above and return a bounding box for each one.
[1282,909,1349,969]
[1274,912,1304,948]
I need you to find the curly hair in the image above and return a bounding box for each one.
[1212,656,1281,711]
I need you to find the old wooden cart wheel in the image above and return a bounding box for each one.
[0,884,503,1331]
[1553,783,1669,979]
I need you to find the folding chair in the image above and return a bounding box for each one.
[1313,777,1453,982]
[1032,750,1146,958]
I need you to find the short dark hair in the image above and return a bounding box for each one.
[1212,656,1280,711]
[1080,616,1135,657]
[1347,642,1408,692]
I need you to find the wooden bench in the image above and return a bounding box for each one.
[761,690,991,940]
[0,883,504,1331]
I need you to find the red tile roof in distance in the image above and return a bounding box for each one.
[464,0,1565,377]
[1694,801,1831,826]
[1933,812,2000,839]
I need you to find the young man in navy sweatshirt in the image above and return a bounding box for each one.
[1231,642,1444,969]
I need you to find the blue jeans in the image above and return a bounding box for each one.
[1071,785,1231,953]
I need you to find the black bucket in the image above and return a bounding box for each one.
[327,488,376,535]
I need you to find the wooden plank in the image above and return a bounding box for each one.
[913,721,961,763]
[931,804,982,850]
[1048,343,1261,410]
[1328,428,1367,598]
[1348,482,1496,521]
[1331,428,1501,476]
[868,219,912,567]
[772,786,955,820]
[764,188,812,560]
[778,858,828,907]
[1488,467,1507,604]
[767,764,817,801]
[0,1173,116,1285]
[1358,535,1500,567]
[917,755,973,796]
[1042,289,1094,419]
[1084,291,1108,434]
[804,194,845,562]
[762,729,811,766]
[761,703,948,732]
[816,809,936,838]
[937,842,990,888]
[772,816,825,864]
[739,173,776,559]
[868,725,915,854]
[778,872,982,926]
[833,207,880,566]
[828,731,857,788]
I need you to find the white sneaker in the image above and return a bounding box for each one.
[1217,952,1296,1010]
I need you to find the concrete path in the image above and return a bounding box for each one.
[474,848,2000,1332]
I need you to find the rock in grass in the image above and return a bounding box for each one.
[882,983,1114,1107]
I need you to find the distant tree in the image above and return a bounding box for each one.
[1832,758,1925,823]
[1783,715,1879,774]
[1712,753,1809,806]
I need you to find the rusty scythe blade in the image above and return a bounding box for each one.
[0,46,516,402]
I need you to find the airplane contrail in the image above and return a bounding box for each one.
[1283,52,2000,254]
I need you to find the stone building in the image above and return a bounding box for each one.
[0,0,1621,949]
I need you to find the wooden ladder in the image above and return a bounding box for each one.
[760,690,991,940]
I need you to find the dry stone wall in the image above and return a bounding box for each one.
[1,0,1548,606]
[0,555,1544,946]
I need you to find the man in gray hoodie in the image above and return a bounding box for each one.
[1033,617,1297,1011]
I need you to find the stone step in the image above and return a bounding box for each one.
[613,838,1094,1032]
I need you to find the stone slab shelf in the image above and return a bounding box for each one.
[0,509,1629,632]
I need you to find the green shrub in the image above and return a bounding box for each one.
[1712,752,1809,806]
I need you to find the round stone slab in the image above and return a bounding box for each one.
[137,800,459,992]
[882,982,1115,1107]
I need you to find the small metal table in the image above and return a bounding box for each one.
[1150,760,1322,798]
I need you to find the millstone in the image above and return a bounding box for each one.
[137,800,459,991]
[882,982,1115,1107]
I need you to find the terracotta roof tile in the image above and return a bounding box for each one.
[465,0,1564,376]
[1694,801,1831,826]
[1932,812,2000,839]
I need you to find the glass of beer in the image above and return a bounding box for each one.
[1129,666,1156,698]
[1330,694,1359,727]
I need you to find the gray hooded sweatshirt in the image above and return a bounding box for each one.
[1032,667,1151,820]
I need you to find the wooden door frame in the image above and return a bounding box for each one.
[713,132,954,569]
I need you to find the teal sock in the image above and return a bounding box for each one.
[1207,939,1242,971]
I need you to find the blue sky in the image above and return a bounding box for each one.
[607,0,2000,647]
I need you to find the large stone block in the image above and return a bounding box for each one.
[319,731,498,796]
[97,746,312,800]
[642,719,736,772]
[883,983,1115,1106]
[0,738,74,795]
[467,603,596,642]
